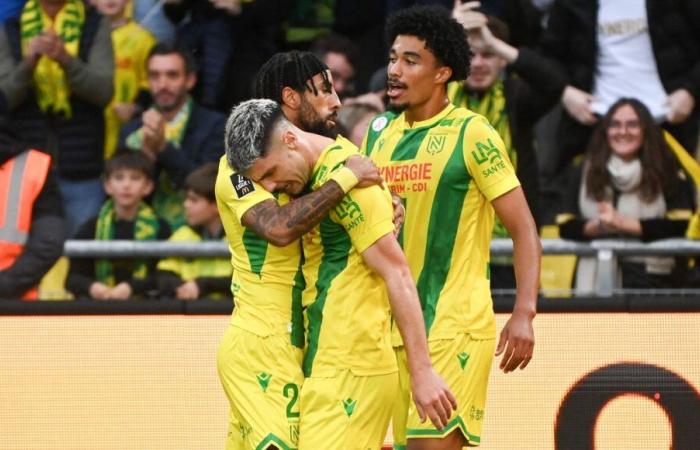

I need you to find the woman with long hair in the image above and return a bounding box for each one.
[558,98,695,290]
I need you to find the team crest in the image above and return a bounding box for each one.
[372,116,388,132]
[426,134,446,155]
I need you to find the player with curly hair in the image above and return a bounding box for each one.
[360,5,541,449]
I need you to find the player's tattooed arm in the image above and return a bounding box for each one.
[241,182,346,247]
[241,155,383,246]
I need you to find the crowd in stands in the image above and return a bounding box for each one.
[1,0,699,299]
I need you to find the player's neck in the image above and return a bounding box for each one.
[304,131,335,171]
[404,92,450,126]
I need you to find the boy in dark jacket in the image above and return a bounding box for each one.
[66,151,170,300]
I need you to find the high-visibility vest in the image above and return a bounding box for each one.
[0,149,52,300]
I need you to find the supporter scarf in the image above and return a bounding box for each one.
[94,199,160,286]
[20,0,84,117]
[126,99,193,230]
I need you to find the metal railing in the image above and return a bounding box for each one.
[64,238,700,297]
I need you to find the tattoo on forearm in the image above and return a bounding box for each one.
[243,182,346,241]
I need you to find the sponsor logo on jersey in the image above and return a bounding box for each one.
[256,372,272,392]
[458,352,470,370]
[342,398,357,417]
[231,173,255,197]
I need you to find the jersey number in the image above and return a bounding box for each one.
[283,383,300,419]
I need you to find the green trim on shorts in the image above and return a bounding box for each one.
[406,416,481,444]
[255,433,295,450]
[393,445,407,450]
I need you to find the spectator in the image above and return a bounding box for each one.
[95,0,155,159]
[558,98,695,292]
[66,151,171,300]
[337,102,380,146]
[333,0,387,94]
[157,162,231,300]
[539,0,700,175]
[311,32,359,100]
[163,0,238,110]
[0,120,66,300]
[0,0,114,237]
[119,43,225,230]
[450,7,561,287]
[221,0,295,108]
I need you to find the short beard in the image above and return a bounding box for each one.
[387,101,408,114]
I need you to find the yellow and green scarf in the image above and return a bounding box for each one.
[95,199,160,286]
[20,0,85,117]
[126,99,192,230]
[449,79,515,240]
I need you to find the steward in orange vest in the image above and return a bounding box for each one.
[0,125,66,299]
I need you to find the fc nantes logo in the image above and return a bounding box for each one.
[426,134,446,155]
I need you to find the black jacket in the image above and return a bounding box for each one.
[558,163,695,242]
[66,215,171,298]
[503,47,564,224]
[539,0,700,169]
[118,103,225,189]
[2,9,112,179]
[0,124,65,299]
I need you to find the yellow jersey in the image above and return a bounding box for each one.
[302,136,397,377]
[156,225,232,297]
[104,20,155,158]
[360,104,520,341]
[215,156,305,348]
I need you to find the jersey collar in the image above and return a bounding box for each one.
[400,103,456,130]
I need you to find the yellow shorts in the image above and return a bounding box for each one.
[392,334,495,448]
[217,326,304,450]
[299,369,398,450]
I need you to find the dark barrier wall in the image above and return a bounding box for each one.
[1,297,698,449]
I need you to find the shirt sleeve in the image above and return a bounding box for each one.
[463,115,520,201]
[331,185,394,254]
[218,171,276,225]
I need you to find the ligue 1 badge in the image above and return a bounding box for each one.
[372,116,388,132]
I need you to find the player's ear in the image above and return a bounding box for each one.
[435,65,452,84]
[282,129,298,149]
[281,87,301,110]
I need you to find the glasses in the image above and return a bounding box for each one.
[609,120,641,131]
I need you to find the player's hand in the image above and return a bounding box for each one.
[666,88,695,124]
[391,193,405,238]
[496,311,534,373]
[561,85,597,125]
[107,282,133,300]
[176,280,200,300]
[411,367,458,430]
[345,155,382,188]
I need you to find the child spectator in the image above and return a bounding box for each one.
[95,0,155,158]
[66,151,171,300]
[157,163,232,300]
